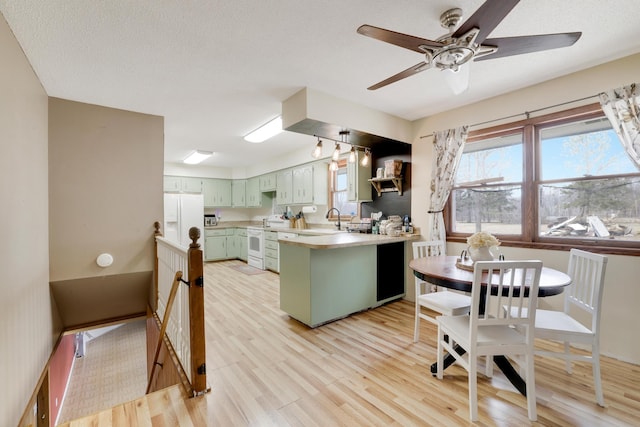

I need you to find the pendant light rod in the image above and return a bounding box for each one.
[312,132,368,151]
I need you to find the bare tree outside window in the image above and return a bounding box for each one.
[447,104,640,251]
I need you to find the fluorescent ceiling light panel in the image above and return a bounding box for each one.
[244,116,283,143]
[183,150,213,164]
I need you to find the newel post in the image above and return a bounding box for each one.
[187,226,207,395]
[153,221,162,311]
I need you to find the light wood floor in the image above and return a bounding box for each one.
[60,259,640,426]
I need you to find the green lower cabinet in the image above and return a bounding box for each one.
[264,233,279,272]
[279,244,378,327]
[237,229,248,261]
[205,236,227,261]
[204,228,239,261]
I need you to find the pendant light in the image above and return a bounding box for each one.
[361,149,371,167]
[312,138,323,159]
[348,145,357,163]
[332,142,341,161]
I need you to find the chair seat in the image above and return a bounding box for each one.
[418,291,471,316]
[438,315,528,350]
[507,307,594,337]
[535,309,594,338]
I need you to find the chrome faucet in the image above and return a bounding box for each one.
[326,208,341,230]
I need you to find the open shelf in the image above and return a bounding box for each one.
[368,176,403,196]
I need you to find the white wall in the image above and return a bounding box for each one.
[410,53,640,364]
[0,15,56,426]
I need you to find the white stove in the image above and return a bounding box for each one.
[246,226,265,270]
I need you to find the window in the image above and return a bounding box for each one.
[329,159,358,219]
[447,104,640,254]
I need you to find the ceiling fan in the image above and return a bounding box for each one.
[357,0,581,94]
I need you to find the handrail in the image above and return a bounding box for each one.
[150,222,208,396]
[147,271,183,394]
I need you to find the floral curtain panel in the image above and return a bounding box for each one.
[427,126,469,242]
[599,83,640,169]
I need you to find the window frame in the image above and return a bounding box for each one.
[328,158,360,221]
[445,103,640,256]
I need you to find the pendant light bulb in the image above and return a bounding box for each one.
[348,146,356,163]
[361,149,370,167]
[312,138,323,159]
[329,160,339,171]
[332,143,341,161]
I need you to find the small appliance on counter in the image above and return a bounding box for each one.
[204,214,218,226]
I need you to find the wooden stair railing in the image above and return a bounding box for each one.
[147,270,182,394]
[187,227,207,395]
[150,223,208,396]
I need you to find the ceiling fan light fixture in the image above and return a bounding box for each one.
[244,116,282,143]
[442,63,470,95]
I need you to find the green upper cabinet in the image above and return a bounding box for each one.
[203,178,232,207]
[348,153,372,202]
[276,169,293,205]
[164,176,202,193]
[313,162,329,205]
[293,165,313,204]
[246,177,262,207]
[276,162,328,206]
[259,173,277,192]
[231,180,246,207]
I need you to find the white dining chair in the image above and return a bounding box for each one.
[412,240,471,343]
[436,260,543,422]
[533,248,608,406]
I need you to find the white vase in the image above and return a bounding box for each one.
[468,246,495,263]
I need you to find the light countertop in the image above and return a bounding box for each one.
[278,232,419,249]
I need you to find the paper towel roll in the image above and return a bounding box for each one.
[301,205,317,213]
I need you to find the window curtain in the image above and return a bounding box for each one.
[427,126,469,242]
[599,83,640,169]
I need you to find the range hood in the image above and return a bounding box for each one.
[281,88,413,150]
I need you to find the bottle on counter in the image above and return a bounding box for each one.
[403,215,410,232]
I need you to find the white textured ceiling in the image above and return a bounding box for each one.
[1,0,639,168]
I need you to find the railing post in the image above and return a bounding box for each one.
[187,227,207,395]
[153,221,162,312]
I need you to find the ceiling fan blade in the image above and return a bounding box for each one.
[452,0,520,44]
[357,24,444,54]
[367,62,432,90]
[475,32,582,61]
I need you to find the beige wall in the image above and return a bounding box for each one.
[48,98,164,327]
[409,53,640,364]
[48,98,164,281]
[0,15,57,427]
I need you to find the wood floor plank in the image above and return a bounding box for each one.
[59,260,640,426]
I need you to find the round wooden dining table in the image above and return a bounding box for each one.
[409,255,571,396]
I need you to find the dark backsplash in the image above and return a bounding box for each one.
[361,142,412,221]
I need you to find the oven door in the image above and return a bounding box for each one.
[246,228,265,269]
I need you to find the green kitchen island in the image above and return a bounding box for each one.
[278,232,418,327]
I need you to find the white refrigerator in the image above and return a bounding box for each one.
[163,193,204,247]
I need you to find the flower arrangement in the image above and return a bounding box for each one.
[467,231,500,249]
